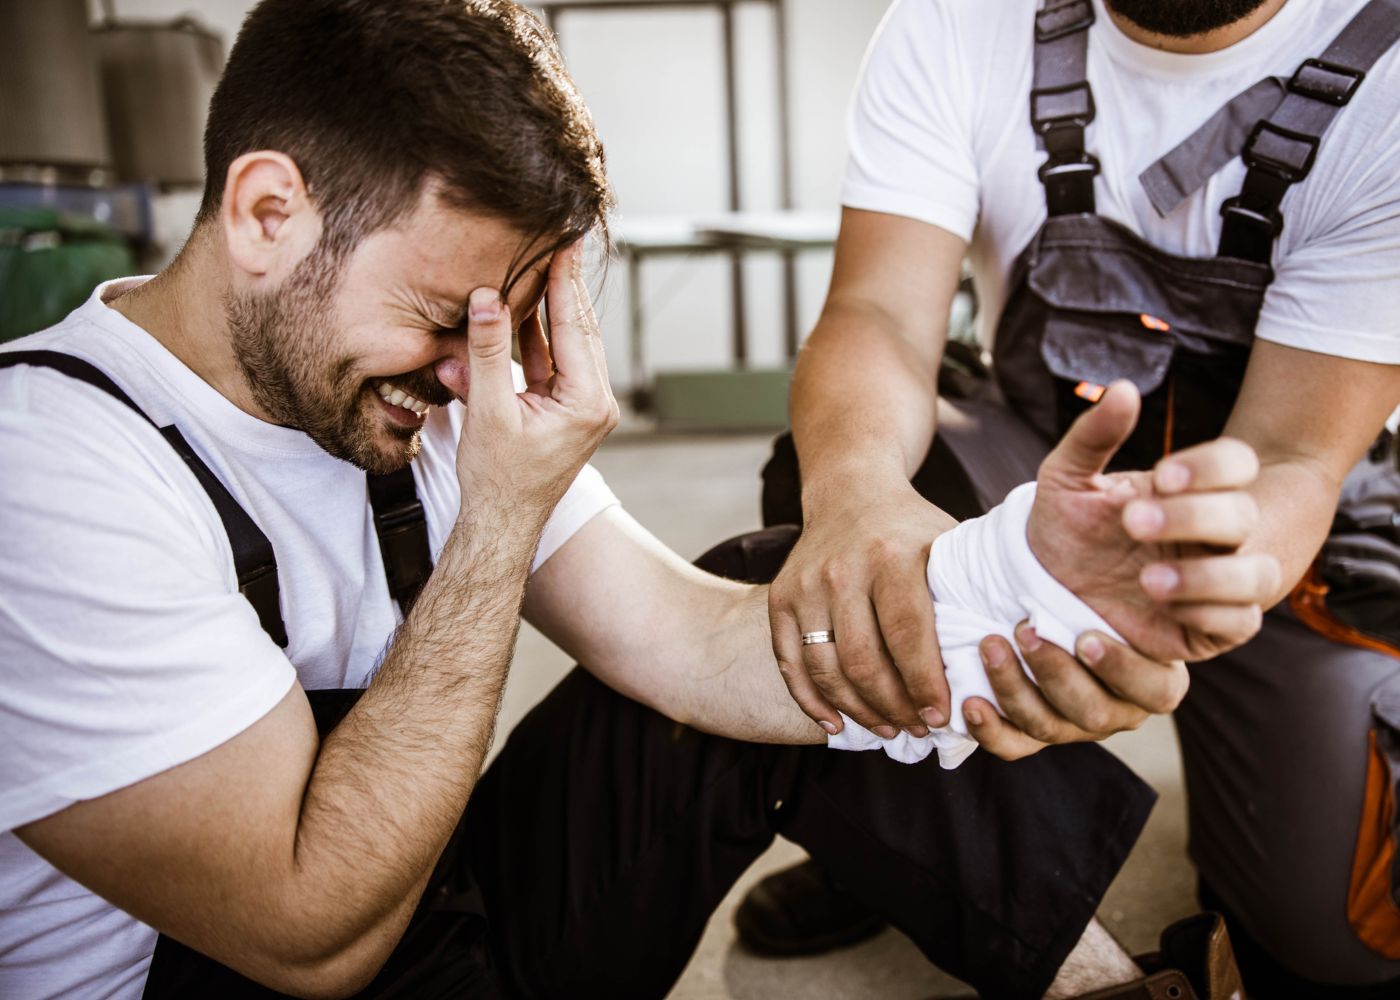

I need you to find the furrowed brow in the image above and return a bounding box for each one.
[423,294,468,329]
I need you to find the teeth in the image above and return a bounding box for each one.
[375,380,429,416]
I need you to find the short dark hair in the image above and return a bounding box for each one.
[199,0,611,278]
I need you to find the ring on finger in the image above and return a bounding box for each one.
[801,629,836,646]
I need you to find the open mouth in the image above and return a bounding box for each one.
[374,379,431,426]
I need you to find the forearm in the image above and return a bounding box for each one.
[791,301,943,512]
[668,580,827,745]
[281,505,548,974]
[1244,457,1342,604]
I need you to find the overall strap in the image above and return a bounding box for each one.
[0,350,290,646]
[1031,0,1099,216]
[1139,76,1287,218]
[1219,0,1400,262]
[367,467,431,616]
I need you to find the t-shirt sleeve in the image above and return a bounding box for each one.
[1256,96,1400,365]
[532,463,619,573]
[421,388,620,575]
[0,374,297,831]
[840,0,981,240]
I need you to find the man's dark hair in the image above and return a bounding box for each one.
[199,0,611,281]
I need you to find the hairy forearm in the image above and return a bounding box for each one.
[791,302,943,512]
[280,504,547,977]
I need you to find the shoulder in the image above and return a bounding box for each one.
[869,0,1034,65]
[1,334,234,574]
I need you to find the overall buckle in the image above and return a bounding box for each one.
[1035,0,1094,42]
[1242,120,1320,182]
[1219,196,1283,262]
[239,563,289,648]
[375,498,432,603]
[1288,58,1365,106]
[1039,153,1100,215]
[1031,82,1096,135]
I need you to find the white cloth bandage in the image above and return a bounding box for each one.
[826,482,1124,769]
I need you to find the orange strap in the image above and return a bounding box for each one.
[1289,563,1400,661]
[1348,730,1400,957]
[1290,564,1400,956]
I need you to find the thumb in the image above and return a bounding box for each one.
[459,287,516,414]
[1039,380,1140,487]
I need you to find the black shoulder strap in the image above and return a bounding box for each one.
[2,350,433,634]
[1,350,291,646]
[1219,0,1400,262]
[1030,0,1099,216]
[367,467,431,616]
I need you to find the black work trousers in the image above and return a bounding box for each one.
[144,530,1154,1000]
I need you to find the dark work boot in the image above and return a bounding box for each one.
[1072,913,1245,1000]
[733,858,887,956]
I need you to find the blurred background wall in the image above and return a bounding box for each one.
[1,0,898,404]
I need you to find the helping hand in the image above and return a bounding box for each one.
[767,478,957,740]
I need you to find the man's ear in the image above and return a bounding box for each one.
[220,151,322,282]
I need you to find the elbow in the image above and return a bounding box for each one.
[234,914,399,1000]
[255,944,388,1000]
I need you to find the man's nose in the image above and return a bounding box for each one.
[433,346,472,402]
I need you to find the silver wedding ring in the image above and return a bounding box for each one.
[801,630,836,646]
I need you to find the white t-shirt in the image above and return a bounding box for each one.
[844,0,1400,365]
[0,279,620,1000]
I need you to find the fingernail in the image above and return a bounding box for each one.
[920,706,947,728]
[1079,633,1106,665]
[1015,622,1042,653]
[818,719,839,735]
[982,641,1009,671]
[469,288,501,321]
[964,706,984,727]
[872,725,898,740]
[1125,500,1164,537]
[1157,460,1190,493]
[1142,564,1180,596]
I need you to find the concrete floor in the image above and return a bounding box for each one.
[492,430,1199,999]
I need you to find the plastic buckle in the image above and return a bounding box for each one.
[1242,119,1319,182]
[1219,196,1283,261]
[1035,0,1094,42]
[239,563,289,648]
[1288,58,1364,106]
[1031,81,1096,134]
[1039,153,1100,215]
[375,500,431,600]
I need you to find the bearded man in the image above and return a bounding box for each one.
[0,1,1290,998]
[740,0,1400,996]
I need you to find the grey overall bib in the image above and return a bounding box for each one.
[951,0,1400,990]
[749,0,1400,991]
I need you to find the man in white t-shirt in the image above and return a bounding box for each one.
[749,0,1400,993]
[0,2,1287,999]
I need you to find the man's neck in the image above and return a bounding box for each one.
[110,234,268,421]
[1106,0,1289,54]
